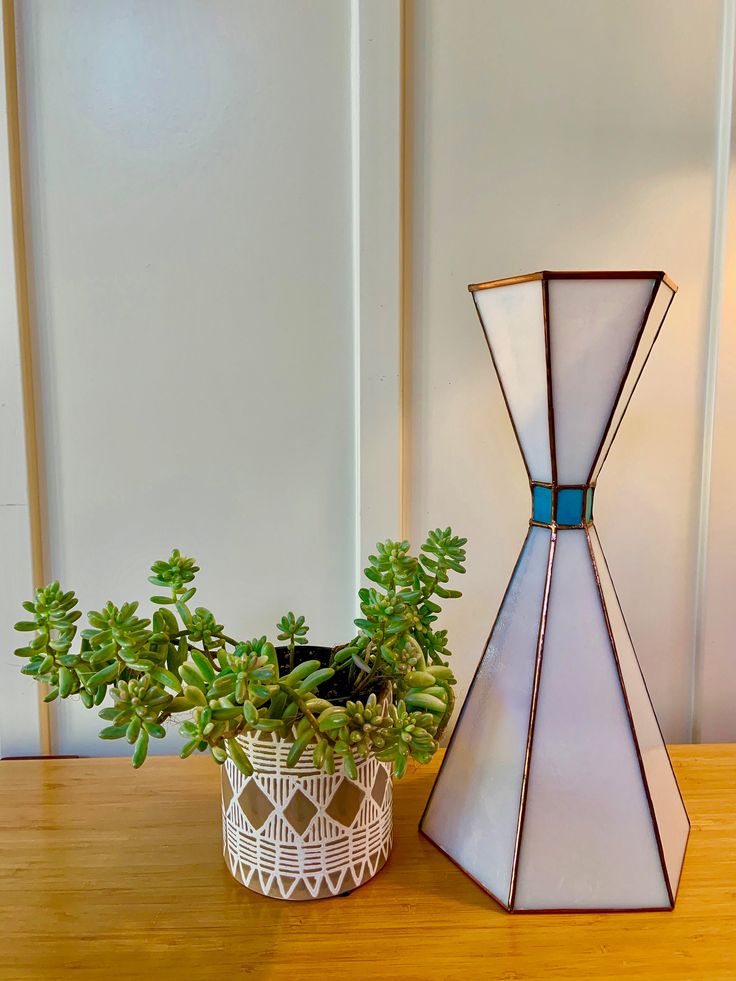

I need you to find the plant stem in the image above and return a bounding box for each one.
[186,643,211,657]
[277,683,322,738]
[435,683,455,743]
[354,641,381,692]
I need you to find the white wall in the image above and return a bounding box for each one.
[2,0,735,754]
[405,0,731,742]
[11,0,365,756]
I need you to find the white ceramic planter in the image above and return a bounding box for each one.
[222,728,393,900]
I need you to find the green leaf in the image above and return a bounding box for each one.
[167,636,188,675]
[342,749,358,781]
[166,696,191,713]
[132,727,149,768]
[180,663,205,690]
[434,586,462,599]
[331,645,356,665]
[226,738,253,777]
[190,650,216,683]
[14,621,38,632]
[211,706,243,721]
[296,716,312,737]
[405,671,436,689]
[126,716,142,744]
[99,725,128,740]
[249,683,271,700]
[183,684,207,707]
[180,737,200,759]
[58,666,74,698]
[144,721,166,739]
[318,707,349,732]
[404,691,447,712]
[279,660,321,686]
[176,602,192,626]
[149,666,182,692]
[296,668,334,695]
[86,661,120,688]
[286,729,313,767]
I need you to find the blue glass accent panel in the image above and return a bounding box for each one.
[557,488,584,526]
[585,486,595,523]
[532,485,553,523]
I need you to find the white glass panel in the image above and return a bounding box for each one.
[514,531,669,910]
[589,526,689,896]
[421,526,552,905]
[590,281,675,481]
[548,277,656,484]
[474,281,551,482]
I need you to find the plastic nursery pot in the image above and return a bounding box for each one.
[221,646,393,901]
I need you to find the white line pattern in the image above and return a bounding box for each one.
[222,729,393,900]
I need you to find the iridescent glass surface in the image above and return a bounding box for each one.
[421,272,689,912]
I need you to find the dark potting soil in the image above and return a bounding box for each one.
[273,645,385,705]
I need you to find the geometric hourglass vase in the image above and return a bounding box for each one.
[420,271,689,912]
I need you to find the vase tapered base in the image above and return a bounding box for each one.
[421,524,689,912]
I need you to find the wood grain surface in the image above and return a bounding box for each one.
[1,746,734,980]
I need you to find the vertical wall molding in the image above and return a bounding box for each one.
[690,0,736,742]
[697,0,736,742]
[0,0,46,756]
[350,0,403,594]
[399,0,412,541]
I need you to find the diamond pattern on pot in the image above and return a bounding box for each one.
[222,728,393,900]
[326,778,364,827]
[371,765,390,807]
[237,779,274,830]
[283,789,318,836]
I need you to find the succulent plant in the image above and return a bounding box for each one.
[14,529,466,780]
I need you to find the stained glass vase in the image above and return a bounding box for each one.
[421,271,690,912]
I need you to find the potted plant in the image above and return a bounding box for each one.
[13,528,467,900]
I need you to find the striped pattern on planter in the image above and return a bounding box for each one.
[222,728,393,900]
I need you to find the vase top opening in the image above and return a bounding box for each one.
[470,270,677,486]
[468,270,678,294]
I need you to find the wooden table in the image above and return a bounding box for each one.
[1,746,734,980]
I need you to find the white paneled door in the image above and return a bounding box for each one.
[1,0,734,756]
[0,0,401,757]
